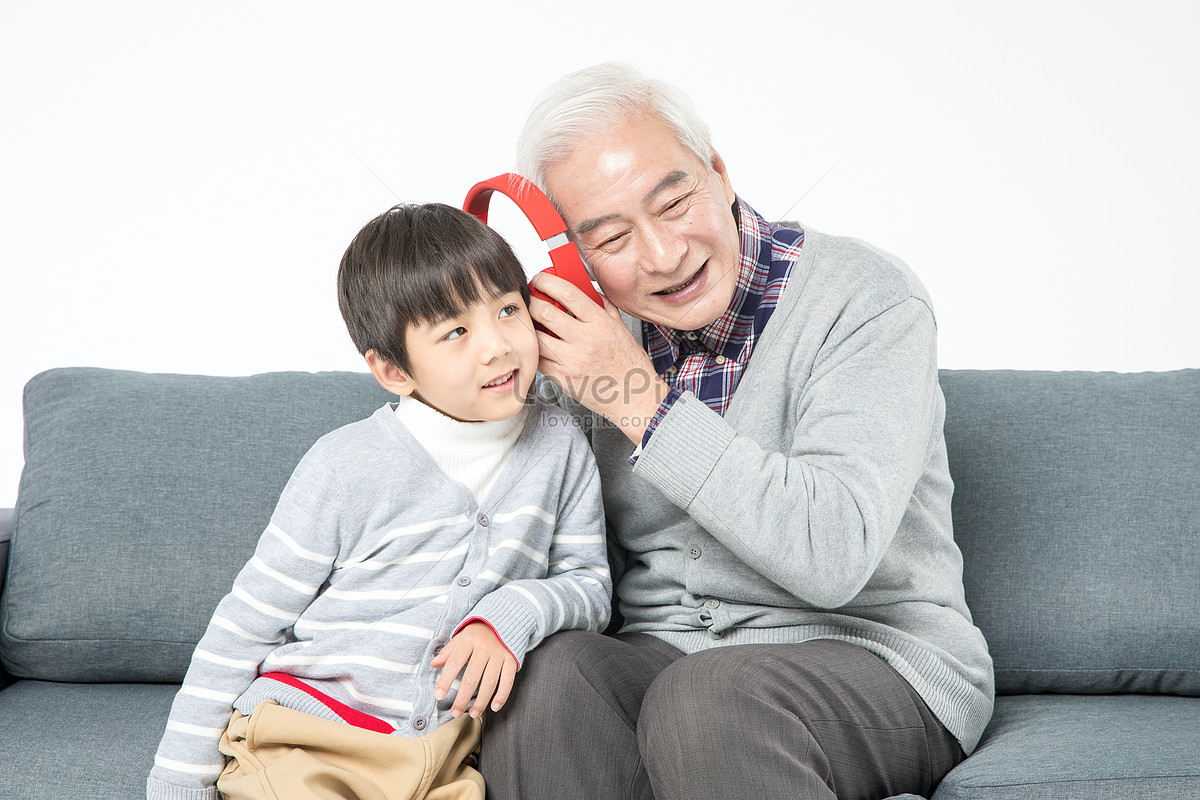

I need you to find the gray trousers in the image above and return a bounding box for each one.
[480,631,963,800]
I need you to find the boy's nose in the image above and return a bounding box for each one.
[480,326,513,362]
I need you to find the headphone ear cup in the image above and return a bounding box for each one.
[463,173,603,308]
[547,243,603,306]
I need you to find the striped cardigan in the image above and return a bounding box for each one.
[148,399,611,800]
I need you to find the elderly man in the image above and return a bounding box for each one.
[482,63,993,800]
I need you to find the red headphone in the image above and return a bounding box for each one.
[463,173,604,309]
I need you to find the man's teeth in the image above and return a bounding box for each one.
[484,371,513,388]
[659,271,699,295]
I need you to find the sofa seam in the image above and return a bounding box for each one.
[1,634,201,645]
[960,772,1200,788]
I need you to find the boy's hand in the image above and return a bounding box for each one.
[430,621,518,719]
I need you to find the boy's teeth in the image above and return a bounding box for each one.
[484,371,513,388]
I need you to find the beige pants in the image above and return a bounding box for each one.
[216,701,484,800]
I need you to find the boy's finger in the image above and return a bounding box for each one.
[490,660,517,711]
[469,660,504,719]
[432,646,467,701]
[451,655,489,717]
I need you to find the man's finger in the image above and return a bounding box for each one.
[532,271,603,322]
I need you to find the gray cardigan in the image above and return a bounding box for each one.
[149,399,611,799]
[543,224,994,754]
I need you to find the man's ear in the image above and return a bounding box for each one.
[710,150,736,206]
[365,349,416,396]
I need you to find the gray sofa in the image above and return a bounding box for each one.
[0,366,1197,799]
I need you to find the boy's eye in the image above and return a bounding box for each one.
[499,304,518,318]
[444,327,467,341]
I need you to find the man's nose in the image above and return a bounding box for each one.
[637,223,685,275]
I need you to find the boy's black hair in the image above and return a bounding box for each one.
[337,202,532,373]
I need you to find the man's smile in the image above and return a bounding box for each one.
[654,262,707,296]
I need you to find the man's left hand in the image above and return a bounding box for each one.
[531,271,670,444]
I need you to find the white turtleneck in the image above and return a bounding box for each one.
[392,395,529,505]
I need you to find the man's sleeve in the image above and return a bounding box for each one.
[632,297,940,609]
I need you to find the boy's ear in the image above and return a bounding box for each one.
[365,350,416,396]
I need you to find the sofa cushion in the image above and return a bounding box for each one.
[932,694,1200,800]
[1,368,393,682]
[940,369,1200,695]
[0,680,178,799]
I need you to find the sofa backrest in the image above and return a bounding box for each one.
[941,368,1200,696]
[4,367,1198,693]
[1,368,393,682]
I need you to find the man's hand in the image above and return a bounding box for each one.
[531,271,671,444]
[430,620,518,718]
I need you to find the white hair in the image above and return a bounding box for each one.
[514,62,714,201]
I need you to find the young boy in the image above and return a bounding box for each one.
[147,203,612,800]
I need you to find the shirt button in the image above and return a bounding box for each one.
[477,513,489,527]
[705,599,721,609]
[685,332,698,341]
[687,546,702,559]
[666,367,678,376]
[412,716,428,732]
[456,576,472,587]
[714,355,726,364]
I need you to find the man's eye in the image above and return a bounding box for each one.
[444,327,467,340]
[599,232,627,249]
[663,195,688,214]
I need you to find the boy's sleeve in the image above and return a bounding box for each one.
[146,449,343,800]
[460,425,611,666]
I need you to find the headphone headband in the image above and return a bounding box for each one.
[463,173,567,242]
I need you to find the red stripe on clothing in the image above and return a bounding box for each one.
[260,672,395,734]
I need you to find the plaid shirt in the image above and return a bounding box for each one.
[633,199,805,461]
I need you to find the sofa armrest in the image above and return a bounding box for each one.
[0,507,11,588]
[0,508,12,689]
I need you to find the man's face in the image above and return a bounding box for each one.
[400,290,539,422]
[544,113,741,332]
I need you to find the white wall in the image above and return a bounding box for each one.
[2,1,1197,507]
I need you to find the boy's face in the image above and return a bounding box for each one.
[394,290,539,423]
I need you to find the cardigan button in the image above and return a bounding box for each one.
[687,546,702,559]
[412,716,428,732]
[456,576,472,587]
[478,513,489,527]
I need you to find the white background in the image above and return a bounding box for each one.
[2,1,1198,507]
